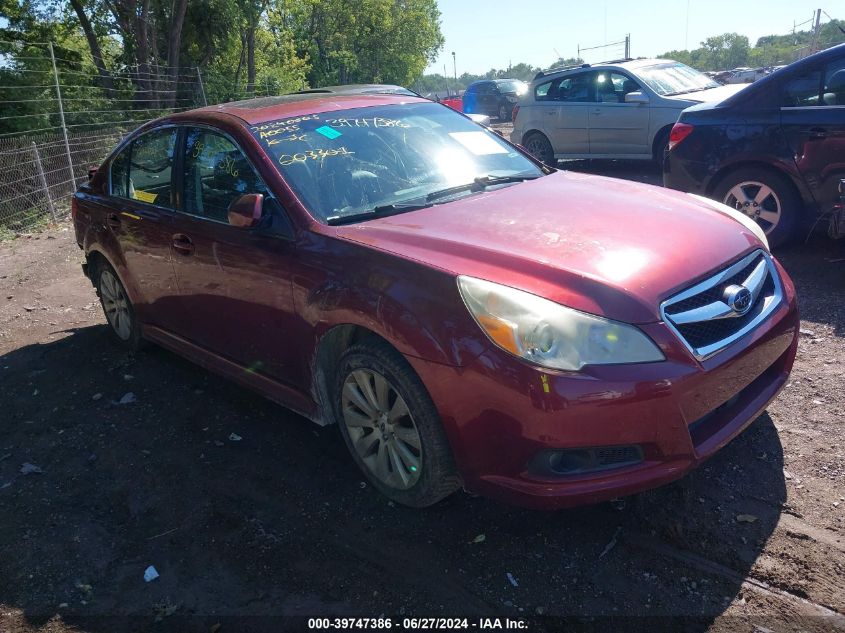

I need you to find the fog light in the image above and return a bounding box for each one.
[530,445,644,476]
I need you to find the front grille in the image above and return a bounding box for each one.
[660,250,783,359]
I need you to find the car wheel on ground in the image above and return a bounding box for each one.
[521,131,554,165]
[95,261,143,350]
[335,339,460,507]
[713,167,800,247]
[498,103,511,122]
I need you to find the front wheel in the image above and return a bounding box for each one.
[712,167,801,248]
[335,340,460,507]
[522,131,555,166]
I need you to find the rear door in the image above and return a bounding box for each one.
[105,127,181,329]
[588,70,650,155]
[166,125,300,383]
[780,54,845,214]
[546,71,594,155]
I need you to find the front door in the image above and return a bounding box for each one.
[780,55,845,214]
[588,71,650,155]
[167,126,300,383]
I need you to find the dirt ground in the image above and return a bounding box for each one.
[1,157,844,632]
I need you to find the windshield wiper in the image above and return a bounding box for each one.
[665,88,706,96]
[326,201,432,226]
[425,174,541,203]
[326,174,541,225]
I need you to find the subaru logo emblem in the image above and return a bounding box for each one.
[724,284,753,315]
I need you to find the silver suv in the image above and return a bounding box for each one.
[511,58,746,164]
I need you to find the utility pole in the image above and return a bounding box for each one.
[48,42,75,195]
[452,51,457,85]
[810,9,822,55]
[444,63,450,97]
[625,34,630,58]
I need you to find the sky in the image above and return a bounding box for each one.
[427,0,833,75]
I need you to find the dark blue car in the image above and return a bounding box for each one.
[664,43,845,247]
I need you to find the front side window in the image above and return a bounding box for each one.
[594,71,641,103]
[124,128,177,207]
[183,128,267,222]
[249,102,545,224]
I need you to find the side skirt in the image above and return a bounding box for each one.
[142,324,325,425]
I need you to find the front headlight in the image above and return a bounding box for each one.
[457,276,664,371]
[688,193,770,251]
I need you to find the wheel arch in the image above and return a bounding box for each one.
[651,124,674,160]
[310,324,427,427]
[520,128,551,146]
[84,245,146,304]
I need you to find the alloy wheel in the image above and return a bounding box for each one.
[723,180,782,234]
[341,368,422,490]
[99,269,132,341]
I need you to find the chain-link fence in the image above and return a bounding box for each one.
[1,37,277,233]
[0,127,135,231]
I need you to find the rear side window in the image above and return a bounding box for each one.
[183,128,267,222]
[556,73,595,103]
[823,57,845,106]
[115,128,177,207]
[535,80,553,100]
[110,149,128,198]
[782,69,822,107]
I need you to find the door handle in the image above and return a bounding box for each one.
[808,127,828,139]
[106,213,121,229]
[172,233,195,255]
[592,108,602,115]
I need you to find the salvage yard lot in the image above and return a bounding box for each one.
[0,156,844,631]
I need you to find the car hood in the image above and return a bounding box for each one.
[332,171,764,324]
[663,83,747,105]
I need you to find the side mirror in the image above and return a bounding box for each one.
[228,193,263,228]
[625,91,649,105]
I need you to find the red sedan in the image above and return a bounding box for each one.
[72,93,798,509]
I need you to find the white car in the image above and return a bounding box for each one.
[511,58,746,163]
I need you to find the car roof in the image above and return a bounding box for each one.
[169,93,429,126]
[293,84,418,96]
[532,57,684,82]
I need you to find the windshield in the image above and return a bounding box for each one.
[498,80,527,94]
[634,62,720,96]
[250,102,543,223]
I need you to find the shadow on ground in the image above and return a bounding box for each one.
[0,320,789,632]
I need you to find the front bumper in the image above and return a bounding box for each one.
[406,261,799,510]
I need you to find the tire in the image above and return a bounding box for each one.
[498,102,511,122]
[521,131,555,166]
[94,260,143,351]
[652,127,671,165]
[335,339,460,507]
[712,167,801,248]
